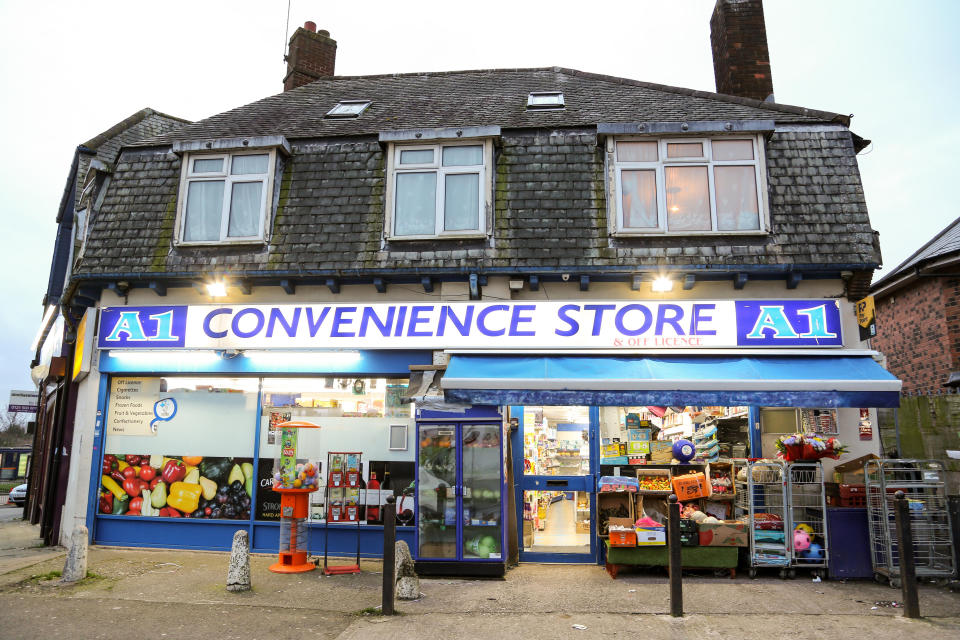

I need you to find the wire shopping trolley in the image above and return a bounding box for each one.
[865,458,955,588]
[786,462,828,578]
[735,460,791,577]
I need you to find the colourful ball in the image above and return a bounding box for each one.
[802,543,824,559]
[672,439,696,462]
[793,529,811,551]
[795,523,814,536]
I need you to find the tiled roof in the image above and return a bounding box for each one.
[83,108,190,152]
[872,215,960,289]
[140,67,842,145]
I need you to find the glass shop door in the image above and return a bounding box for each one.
[516,406,597,562]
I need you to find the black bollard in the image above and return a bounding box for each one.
[893,491,920,618]
[667,493,683,617]
[382,495,397,615]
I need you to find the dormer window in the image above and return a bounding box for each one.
[609,135,768,235]
[527,92,564,110]
[326,100,372,118]
[385,140,493,239]
[177,151,276,244]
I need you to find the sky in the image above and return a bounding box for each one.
[0,0,958,410]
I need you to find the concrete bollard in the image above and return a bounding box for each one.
[61,525,89,583]
[226,529,251,592]
[395,540,420,600]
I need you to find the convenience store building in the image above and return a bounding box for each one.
[37,2,899,575]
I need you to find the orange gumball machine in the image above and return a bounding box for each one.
[269,421,321,574]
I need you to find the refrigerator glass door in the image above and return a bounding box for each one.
[417,424,458,559]
[460,423,503,560]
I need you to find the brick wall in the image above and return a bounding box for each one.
[944,277,960,378]
[874,277,953,393]
[284,27,336,91]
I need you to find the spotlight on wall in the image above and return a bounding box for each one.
[508,279,525,291]
[205,281,228,297]
[651,276,674,292]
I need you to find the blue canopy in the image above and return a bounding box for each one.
[441,355,902,408]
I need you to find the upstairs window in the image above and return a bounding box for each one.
[611,136,766,234]
[388,141,490,238]
[178,151,275,244]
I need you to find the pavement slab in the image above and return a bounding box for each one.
[0,517,958,639]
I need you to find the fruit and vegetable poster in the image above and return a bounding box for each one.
[99,454,255,519]
[107,378,162,436]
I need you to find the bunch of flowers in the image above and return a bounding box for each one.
[775,434,848,461]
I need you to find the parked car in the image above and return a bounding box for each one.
[8,483,27,506]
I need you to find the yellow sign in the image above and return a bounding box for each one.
[855,296,876,341]
[72,308,95,382]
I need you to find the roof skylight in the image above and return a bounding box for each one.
[325,100,372,118]
[527,92,565,110]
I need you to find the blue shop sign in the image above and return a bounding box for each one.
[97,300,844,350]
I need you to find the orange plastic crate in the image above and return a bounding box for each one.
[609,529,637,547]
[672,472,710,501]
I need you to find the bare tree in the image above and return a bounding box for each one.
[0,412,31,447]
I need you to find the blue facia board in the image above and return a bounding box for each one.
[96,300,843,351]
[442,355,902,408]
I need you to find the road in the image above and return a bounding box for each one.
[0,504,24,523]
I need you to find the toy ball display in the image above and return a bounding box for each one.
[793,529,811,551]
[672,439,696,462]
[795,523,814,536]
[802,543,825,559]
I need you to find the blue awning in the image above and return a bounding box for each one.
[441,355,902,408]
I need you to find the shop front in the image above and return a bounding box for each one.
[87,296,900,575]
[88,317,433,556]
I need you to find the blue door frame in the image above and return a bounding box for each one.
[512,405,600,563]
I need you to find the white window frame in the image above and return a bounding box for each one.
[609,135,769,236]
[175,150,277,245]
[384,139,492,240]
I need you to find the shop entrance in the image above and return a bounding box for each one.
[514,406,598,563]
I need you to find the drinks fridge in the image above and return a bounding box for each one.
[414,406,506,577]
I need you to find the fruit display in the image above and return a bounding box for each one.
[637,474,672,492]
[99,454,254,519]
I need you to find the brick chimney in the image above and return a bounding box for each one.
[710,0,775,102]
[283,22,336,91]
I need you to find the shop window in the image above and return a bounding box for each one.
[99,377,258,520]
[255,377,414,523]
[610,136,767,235]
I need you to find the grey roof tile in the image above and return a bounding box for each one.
[137,67,838,146]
